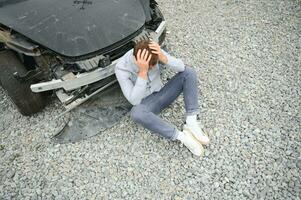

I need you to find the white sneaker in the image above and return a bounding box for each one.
[177,130,204,156]
[183,123,210,145]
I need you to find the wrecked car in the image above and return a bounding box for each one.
[0,0,166,115]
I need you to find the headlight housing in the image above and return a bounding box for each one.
[145,0,164,30]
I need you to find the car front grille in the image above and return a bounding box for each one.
[75,27,156,72]
[104,39,135,61]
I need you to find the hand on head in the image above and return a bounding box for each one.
[133,48,152,73]
[149,41,167,64]
[133,39,162,72]
[148,41,162,56]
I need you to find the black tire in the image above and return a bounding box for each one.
[0,50,46,115]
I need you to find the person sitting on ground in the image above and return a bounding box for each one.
[114,39,209,156]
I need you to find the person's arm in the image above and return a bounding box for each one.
[115,48,152,105]
[148,41,185,72]
[115,65,148,106]
[160,48,185,72]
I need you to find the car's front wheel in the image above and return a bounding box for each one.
[0,50,46,116]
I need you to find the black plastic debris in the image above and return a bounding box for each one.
[52,82,132,143]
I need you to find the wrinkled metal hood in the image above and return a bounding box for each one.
[0,0,148,57]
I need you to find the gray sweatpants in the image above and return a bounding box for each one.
[129,65,200,141]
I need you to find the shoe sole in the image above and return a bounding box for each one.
[183,125,210,145]
[182,129,204,156]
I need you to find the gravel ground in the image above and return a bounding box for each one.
[1,0,300,199]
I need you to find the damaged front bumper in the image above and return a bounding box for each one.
[30,21,167,110]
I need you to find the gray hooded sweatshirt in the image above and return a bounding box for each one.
[114,48,185,105]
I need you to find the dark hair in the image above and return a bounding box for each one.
[133,39,159,66]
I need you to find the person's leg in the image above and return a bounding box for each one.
[165,67,209,145]
[129,65,200,140]
[130,65,205,155]
[154,65,200,117]
[130,103,179,140]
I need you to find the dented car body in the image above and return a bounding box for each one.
[0,0,166,115]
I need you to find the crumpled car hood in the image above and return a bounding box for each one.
[0,0,148,57]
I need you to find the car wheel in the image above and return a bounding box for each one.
[0,50,46,116]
